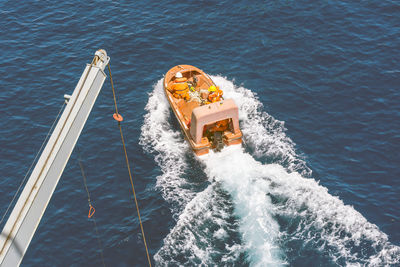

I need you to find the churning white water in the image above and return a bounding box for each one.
[140,77,400,266]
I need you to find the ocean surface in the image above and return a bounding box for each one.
[1,0,399,266]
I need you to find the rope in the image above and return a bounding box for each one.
[107,63,152,267]
[77,147,106,267]
[0,101,66,228]
[108,64,119,116]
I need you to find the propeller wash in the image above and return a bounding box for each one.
[140,76,400,266]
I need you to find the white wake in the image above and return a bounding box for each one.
[140,76,400,266]
[202,146,400,266]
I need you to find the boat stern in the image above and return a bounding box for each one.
[189,99,242,153]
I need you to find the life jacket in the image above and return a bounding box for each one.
[208,87,223,103]
[172,77,189,95]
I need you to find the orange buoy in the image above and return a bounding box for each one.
[113,113,123,122]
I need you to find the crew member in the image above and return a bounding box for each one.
[171,72,190,101]
[208,85,223,103]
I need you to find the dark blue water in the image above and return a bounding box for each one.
[1,0,399,266]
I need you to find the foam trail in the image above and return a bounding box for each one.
[141,76,400,266]
[202,146,286,266]
[210,76,400,265]
[202,145,400,266]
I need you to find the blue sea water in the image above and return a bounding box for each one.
[1,0,399,266]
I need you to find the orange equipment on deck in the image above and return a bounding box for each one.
[171,76,190,100]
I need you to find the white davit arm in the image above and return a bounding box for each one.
[0,50,110,266]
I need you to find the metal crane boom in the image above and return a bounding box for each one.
[0,50,110,266]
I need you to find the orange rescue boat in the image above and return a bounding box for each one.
[163,65,242,156]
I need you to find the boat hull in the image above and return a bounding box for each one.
[163,65,242,155]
